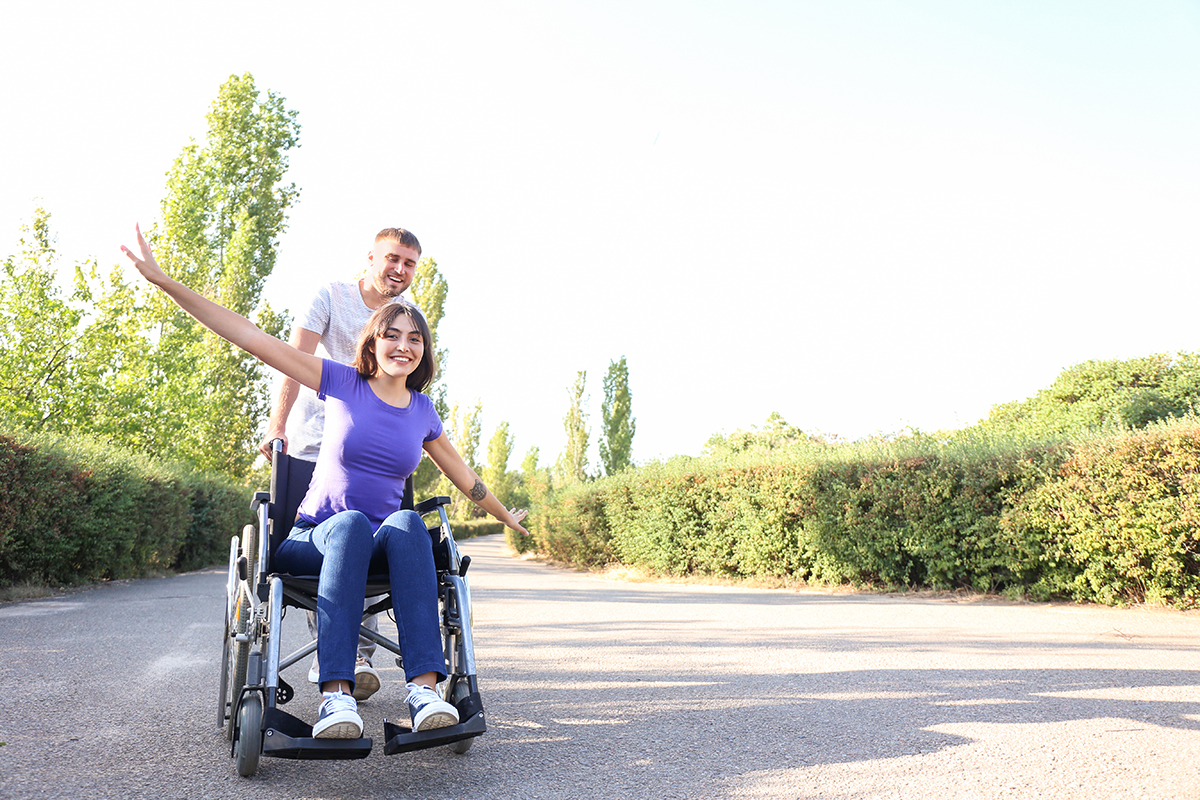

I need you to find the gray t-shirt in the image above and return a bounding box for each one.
[285,280,414,461]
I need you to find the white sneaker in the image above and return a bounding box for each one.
[302,652,316,686]
[308,655,379,699]
[353,657,381,702]
[313,690,363,739]
[406,682,459,732]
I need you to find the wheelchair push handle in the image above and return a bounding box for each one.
[268,438,285,472]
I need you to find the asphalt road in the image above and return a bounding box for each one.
[2,534,1199,799]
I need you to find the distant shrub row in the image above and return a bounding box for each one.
[518,420,1200,608]
[449,518,507,539]
[0,426,250,589]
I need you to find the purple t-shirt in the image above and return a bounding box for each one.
[296,360,443,530]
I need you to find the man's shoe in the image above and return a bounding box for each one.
[353,657,381,702]
[406,682,459,731]
[313,690,363,739]
[307,654,320,684]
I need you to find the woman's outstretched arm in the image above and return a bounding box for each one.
[121,224,322,392]
[423,432,530,536]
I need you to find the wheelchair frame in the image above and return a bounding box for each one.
[217,442,486,777]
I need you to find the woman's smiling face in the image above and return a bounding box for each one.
[352,301,437,390]
[372,313,425,380]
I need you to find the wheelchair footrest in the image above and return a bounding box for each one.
[260,707,372,760]
[382,693,486,755]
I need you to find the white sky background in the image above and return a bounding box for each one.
[2,0,1199,467]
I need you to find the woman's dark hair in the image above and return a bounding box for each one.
[352,301,437,392]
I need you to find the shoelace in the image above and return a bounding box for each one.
[406,685,440,706]
[322,691,357,714]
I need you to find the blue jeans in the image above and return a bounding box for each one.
[275,509,445,689]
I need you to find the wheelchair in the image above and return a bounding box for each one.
[217,441,485,777]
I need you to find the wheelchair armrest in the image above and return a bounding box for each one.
[414,496,452,515]
[250,490,270,511]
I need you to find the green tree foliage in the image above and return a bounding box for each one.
[483,420,515,504]
[70,266,160,445]
[140,72,300,477]
[599,356,636,476]
[0,209,86,430]
[509,446,549,553]
[439,400,483,519]
[0,76,300,479]
[0,209,159,443]
[454,401,483,473]
[556,371,590,485]
[980,354,1200,440]
[514,445,544,508]
[408,256,449,378]
[703,412,824,459]
[408,256,452,498]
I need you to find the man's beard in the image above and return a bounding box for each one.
[374,275,406,298]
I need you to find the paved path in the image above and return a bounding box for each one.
[2,534,1199,799]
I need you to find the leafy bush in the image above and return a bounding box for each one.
[1004,421,1200,606]
[981,353,1200,439]
[524,418,1200,608]
[0,434,86,586]
[0,425,249,588]
[449,518,506,540]
[528,479,619,567]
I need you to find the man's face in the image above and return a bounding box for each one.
[366,239,420,298]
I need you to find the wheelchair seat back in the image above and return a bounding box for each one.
[266,447,415,555]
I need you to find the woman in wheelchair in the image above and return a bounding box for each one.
[123,226,529,740]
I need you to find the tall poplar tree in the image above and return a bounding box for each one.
[408,255,456,497]
[143,72,300,476]
[599,355,635,475]
[518,445,547,510]
[556,370,590,485]
[438,399,483,519]
[483,420,515,505]
[408,256,449,382]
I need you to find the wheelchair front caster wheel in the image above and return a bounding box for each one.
[448,682,474,754]
[235,693,263,777]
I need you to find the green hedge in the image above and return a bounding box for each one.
[1004,422,1200,606]
[449,518,507,540]
[526,421,1200,608]
[0,427,250,588]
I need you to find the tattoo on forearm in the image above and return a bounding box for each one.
[470,478,487,502]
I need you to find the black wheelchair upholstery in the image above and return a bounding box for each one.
[264,452,399,614]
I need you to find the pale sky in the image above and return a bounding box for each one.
[3,1,1199,468]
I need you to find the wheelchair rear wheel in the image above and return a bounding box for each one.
[224,525,258,740]
[217,537,238,732]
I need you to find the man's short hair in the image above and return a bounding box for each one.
[375,227,422,257]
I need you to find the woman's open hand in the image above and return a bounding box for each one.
[507,508,530,537]
[120,224,169,286]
